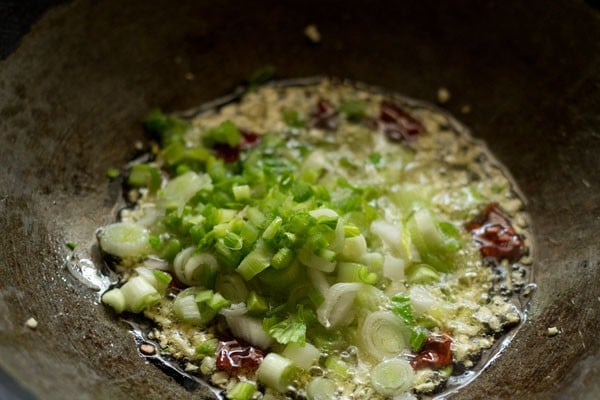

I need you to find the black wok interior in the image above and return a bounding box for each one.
[0,1,599,399]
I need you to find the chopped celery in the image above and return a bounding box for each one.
[263,315,307,345]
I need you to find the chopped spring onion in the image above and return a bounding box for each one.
[370,220,406,257]
[324,356,350,377]
[232,184,251,201]
[409,285,440,316]
[370,358,414,396]
[317,282,362,329]
[173,292,204,324]
[177,252,219,287]
[226,381,256,400]
[405,263,440,284]
[120,276,162,313]
[410,328,428,351]
[407,208,461,272]
[196,338,218,356]
[256,353,294,393]
[390,294,414,325]
[101,288,126,314]
[282,342,320,370]
[360,310,409,361]
[221,307,273,349]
[339,99,366,121]
[247,291,269,316]
[262,217,283,240]
[298,245,336,273]
[215,274,249,303]
[337,262,378,285]
[203,120,241,148]
[307,268,330,296]
[98,222,151,258]
[134,267,172,294]
[236,241,273,280]
[128,164,161,193]
[383,254,406,281]
[106,167,120,179]
[340,234,367,261]
[306,377,337,400]
[159,171,212,214]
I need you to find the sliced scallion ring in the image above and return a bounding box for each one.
[360,310,410,361]
[98,222,151,258]
[370,358,414,396]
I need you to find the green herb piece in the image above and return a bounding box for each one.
[263,315,307,345]
[368,152,382,165]
[196,338,218,356]
[203,120,241,148]
[128,164,161,193]
[144,111,189,146]
[106,168,120,179]
[339,99,366,122]
[390,294,414,325]
[226,381,256,400]
[281,109,306,128]
[247,291,269,316]
[410,328,428,351]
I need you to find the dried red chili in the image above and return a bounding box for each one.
[240,129,260,149]
[467,203,524,262]
[411,334,453,369]
[379,100,424,141]
[310,99,338,131]
[216,339,265,372]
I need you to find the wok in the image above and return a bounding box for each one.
[0,1,599,399]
